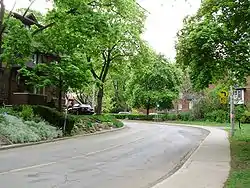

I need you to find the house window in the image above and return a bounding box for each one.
[233,89,244,104]
[234,90,243,100]
[178,103,182,111]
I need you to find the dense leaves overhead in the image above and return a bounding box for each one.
[1,17,32,66]
[1,0,183,113]
[176,0,250,90]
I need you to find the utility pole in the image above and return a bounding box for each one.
[230,86,235,136]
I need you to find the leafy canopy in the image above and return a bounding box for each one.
[176,0,250,90]
[127,47,182,111]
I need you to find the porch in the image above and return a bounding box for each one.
[11,93,47,105]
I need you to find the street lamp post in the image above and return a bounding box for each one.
[230,86,235,136]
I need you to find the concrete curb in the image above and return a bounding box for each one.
[0,125,127,151]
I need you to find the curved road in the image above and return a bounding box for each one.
[0,121,208,188]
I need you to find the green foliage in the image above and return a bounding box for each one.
[241,111,250,124]
[18,105,34,121]
[166,113,178,121]
[178,112,194,121]
[112,114,173,121]
[1,17,32,67]
[30,0,146,114]
[235,105,247,122]
[204,109,229,123]
[176,0,250,90]
[191,85,228,120]
[32,105,77,135]
[76,115,123,128]
[127,50,182,114]
[31,106,124,135]
[0,107,18,116]
[71,114,123,135]
[21,54,91,94]
[0,114,62,144]
[225,124,250,188]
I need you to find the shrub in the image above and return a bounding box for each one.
[0,107,18,116]
[241,111,250,123]
[25,120,62,140]
[32,105,77,135]
[167,113,178,121]
[113,114,162,121]
[204,110,229,123]
[178,112,193,121]
[235,105,246,122]
[77,114,124,128]
[0,114,62,144]
[32,106,123,135]
[19,105,34,121]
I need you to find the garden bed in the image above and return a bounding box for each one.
[0,105,124,145]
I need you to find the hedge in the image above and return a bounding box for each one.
[32,106,77,135]
[112,113,181,121]
[112,112,207,122]
[32,106,124,135]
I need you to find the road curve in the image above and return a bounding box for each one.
[0,121,209,188]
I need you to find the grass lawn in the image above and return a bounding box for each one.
[165,120,230,127]
[224,124,250,188]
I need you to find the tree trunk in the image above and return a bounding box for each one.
[7,68,13,104]
[96,86,104,115]
[146,98,151,116]
[0,35,2,68]
[58,77,63,112]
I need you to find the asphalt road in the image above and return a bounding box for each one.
[0,121,209,188]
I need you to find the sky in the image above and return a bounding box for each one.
[5,0,201,60]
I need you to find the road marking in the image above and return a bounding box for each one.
[0,137,144,176]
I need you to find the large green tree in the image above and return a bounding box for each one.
[1,16,32,103]
[176,0,250,90]
[44,0,146,114]
[127,49,182,115]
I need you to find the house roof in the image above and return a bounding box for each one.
[12,61,35,69]
[12,12,43,28]
[26,13,38,23]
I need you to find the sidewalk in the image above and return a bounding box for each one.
[153,125,230,188]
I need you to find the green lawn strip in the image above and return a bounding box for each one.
[224,124,250,188]
[165,120,229,127]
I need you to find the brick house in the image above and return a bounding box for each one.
[175,76,250,112]
[174,92,195,112]
[0,12,61,106]
[234,76,250,106]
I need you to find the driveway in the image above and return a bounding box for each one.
[0,121,209,188]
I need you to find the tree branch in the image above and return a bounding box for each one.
[99,51,107,79]
[32,22,55,35]
[0,0,5,33]
[91,67,99,80]
[0,0,16,36]
[23,0,36,17]
[87,56,100,80]
[101,50,112,82]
